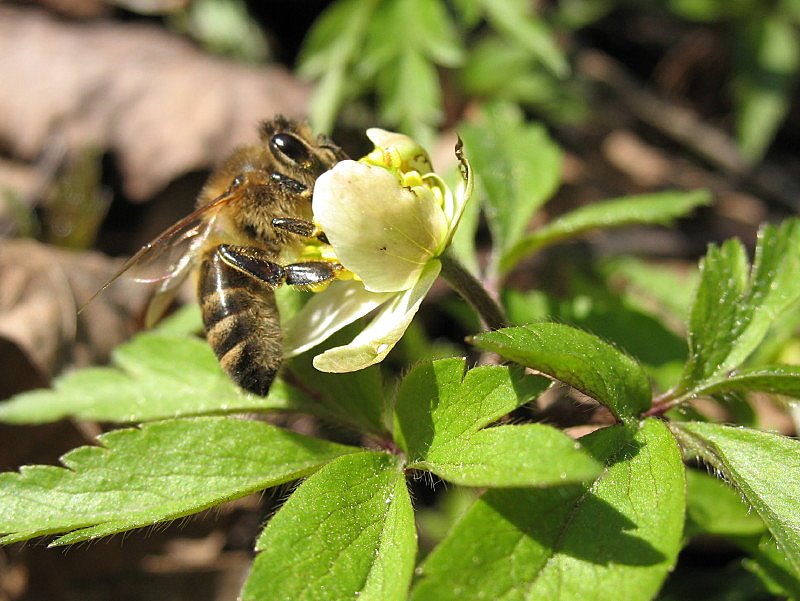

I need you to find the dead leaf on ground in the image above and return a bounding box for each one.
[0,239,153,396]
[0,6,311,201]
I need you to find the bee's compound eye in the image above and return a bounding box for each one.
[270,133,310,166]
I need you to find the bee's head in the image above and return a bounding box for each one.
[260,116,344,180]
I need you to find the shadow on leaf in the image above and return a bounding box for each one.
[483,485,665,567]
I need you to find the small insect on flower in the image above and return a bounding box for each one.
[90,116,348,396]
[283,128,473,373]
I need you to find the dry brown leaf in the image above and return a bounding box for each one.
[0,239,152,394]
[0,6,311,200]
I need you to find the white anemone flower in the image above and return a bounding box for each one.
[282,128,473,373]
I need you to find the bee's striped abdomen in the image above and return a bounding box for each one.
[198,247,282,396]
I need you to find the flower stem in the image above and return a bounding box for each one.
[439,252,508,330]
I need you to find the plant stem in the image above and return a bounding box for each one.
[439,252,508,331]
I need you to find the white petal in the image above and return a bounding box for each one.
[282,280,392,358]
[313,161,448,293]
[312,260,441,372]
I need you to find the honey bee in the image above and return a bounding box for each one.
[102,116,348,395]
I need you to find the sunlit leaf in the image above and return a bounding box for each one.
[412,419,686,600]
[672,421,800,577]
[0,418,356,545]
[460,103,562,272]
[243,452,415,601]
[0,332,307,424]
[502,189,711,273]
[472,323,652,420]
[679,219,800,396]
[393,358,600,486]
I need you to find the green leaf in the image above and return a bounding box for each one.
[480,0,569,77]
[242,452,415,601]
[502,189,711,273]
[460,103,563,270]
[539,272,688,392]
[693,364,800,399]
[680,219,800,395]
[422,423,602,487]
[734,16,800,162]
[461,35,535,96]
[0,332,306,424]
[378,46,441,145]
[393,359,600,486]
[412,419,686,601]
[600,256,698,324]
[671,421,800,577]
[668,0,756,21]
[685,469,766,538]
[151,302,202,336]
[177,0,269,63]
[393,358,544,453]
[411,0,464,67]
[297,0,378,132]
[471,323,652,420]
[0,417,356,545]
[357,0,465,143]
[460,35,588,123]
[741,533,800,600]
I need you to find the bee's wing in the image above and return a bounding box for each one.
[81,186,243,315]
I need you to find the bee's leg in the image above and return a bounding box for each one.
[282,261,343,287]
[272,218,329,244]
[217,244,286,287]
[217,244,342,288]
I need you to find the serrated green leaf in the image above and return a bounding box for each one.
[412,419,686,601]
[412,0,464,66]
[243,452,414,601]
[460,104,563,269]
[671,421,800,577]
[378,46,441,145]
[694,364,800,399]
[480,0,569,77]
[297,0,378,132]
[680,219,800,396]
[0,333,306,424]
[0,418,356,545]
[472,323,652,420]
[393,358,599,486]
[461,35,588,123]
[734,16,800,162]
[685,469,766,538]
[502,189,711,273]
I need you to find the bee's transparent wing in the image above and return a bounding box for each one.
[81,185,242,316]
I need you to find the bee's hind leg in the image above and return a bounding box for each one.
[217,244,342,288]
[217,244,286,287]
